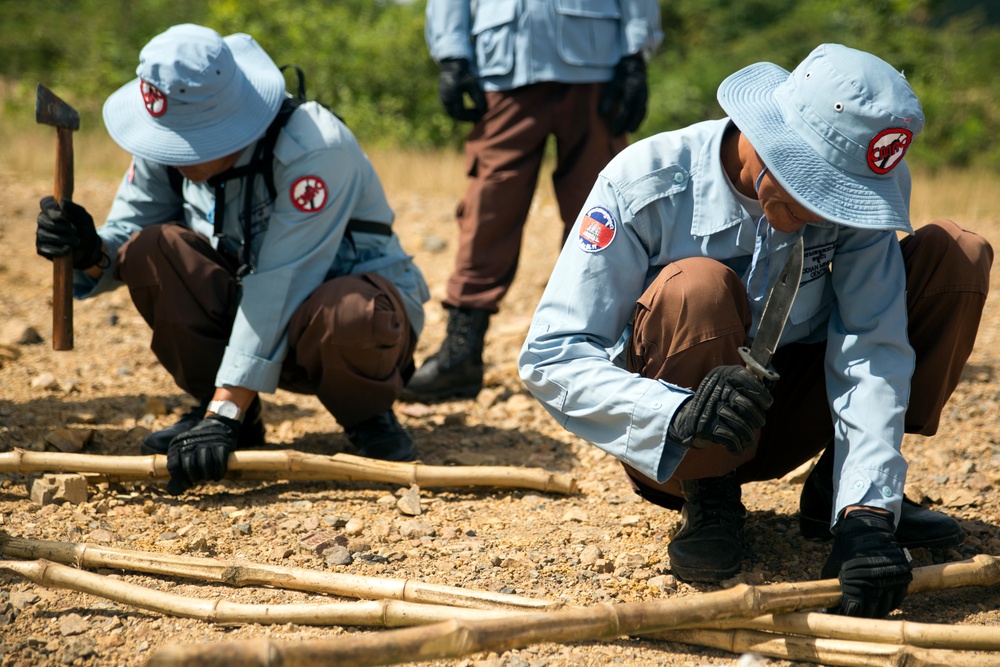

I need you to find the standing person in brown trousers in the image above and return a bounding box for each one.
[34,24,429,494]
[521,44,992,617]
[404,0,663,402]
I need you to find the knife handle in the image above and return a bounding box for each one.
[739,346,780,383]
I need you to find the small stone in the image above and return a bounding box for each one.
[560,509,589,523]
[30,479,57,506]
[7,324,43,345]
[232,523,252,536]
[579,545,603,565]
[422,234,447,253]
[41,474,88,504]
[397,486,422,516]
[60,636,96,663]
[344,517,365,536]
[399,519,435,539]
[943,489,978,508]
[30,373,59,390]
[324,546,353,566]
[272,547,293,560]
[10,591,39,610]
[156,531,179,542]
[45,430,94,454]
[57,613,89,636]
[299,530,348,556]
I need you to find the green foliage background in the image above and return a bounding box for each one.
[3,0,999,168]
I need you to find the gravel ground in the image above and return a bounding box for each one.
[2,165,1000,667]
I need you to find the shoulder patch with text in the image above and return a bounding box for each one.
[290,176,328,213]
[577,206,617,253]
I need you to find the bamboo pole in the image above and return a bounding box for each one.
[0,559,515,627]
[0,449,577,494]
[0,534,562,611]
[655,627,999,667]
[143,556,1000,667]
[669,610,1000,651]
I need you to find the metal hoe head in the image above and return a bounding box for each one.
[35,83,80,131]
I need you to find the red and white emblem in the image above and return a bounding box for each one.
[290,176,328,213]
[867,128,912,174]
[140,80,167,117]
[577,206,617,253]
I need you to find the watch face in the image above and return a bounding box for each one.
[209,401,242,420]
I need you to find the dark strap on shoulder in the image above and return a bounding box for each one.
[169,94,391,279]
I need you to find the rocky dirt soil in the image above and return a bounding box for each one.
[2,161,1000,667]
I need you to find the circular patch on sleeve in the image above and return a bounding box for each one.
[140,80,167,117]
[290,176,329,213]
[867,128,913,174]
[577,206,617,253]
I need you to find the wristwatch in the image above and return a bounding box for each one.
[206,400,245,423]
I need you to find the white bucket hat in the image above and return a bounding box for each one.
[717,43,924,232]
[102,24,286,166]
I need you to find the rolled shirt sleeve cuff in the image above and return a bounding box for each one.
[73,237,125,299]
[833,467,905,529]
[216,347,282,394]
[625,380,692,483]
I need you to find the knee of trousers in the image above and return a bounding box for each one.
[637,257,751,335]
[913,220,994,294]
[289,275,411,368]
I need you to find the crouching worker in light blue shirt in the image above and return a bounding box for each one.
[34,24,430,494]
[519,44,992,618]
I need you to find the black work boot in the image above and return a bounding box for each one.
[345,409,416,462]
[401,306,490,402]
[140,396,266,455]
[799,446,963,549]
[667,473,748,583]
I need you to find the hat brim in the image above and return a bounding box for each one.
[102,34,286,167]
[718,62,912,233]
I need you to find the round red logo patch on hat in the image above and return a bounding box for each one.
[140,80,167,117]
[577,206,617,253]
[867,128,913,175]
[290,176,328,213]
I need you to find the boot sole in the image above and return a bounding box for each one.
[799,513,964,550]
[669,560,742,584]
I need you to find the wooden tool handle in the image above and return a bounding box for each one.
[52,126,74,351]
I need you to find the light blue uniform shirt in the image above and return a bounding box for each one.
[426,0,663,90]
[77,102,429,394]
[519,119,915,527]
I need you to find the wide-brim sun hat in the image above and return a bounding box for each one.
[717,43,924,233]
[102,23,286,166]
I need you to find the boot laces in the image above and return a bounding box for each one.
[687,477,745,530]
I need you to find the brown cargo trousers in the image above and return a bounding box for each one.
[622,220,994,509]
[114,223,416,429]
[445,82,628,313]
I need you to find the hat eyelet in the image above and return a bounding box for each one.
[804,71,812,79]
[179,88,186,94]
[834,102,844,112]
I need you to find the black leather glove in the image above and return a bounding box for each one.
[165,415,240,495]
[37,196,103,270]
[598,53,649,136]
[438,57,487,122]
[821,509,913,618]
[668,365,773,456]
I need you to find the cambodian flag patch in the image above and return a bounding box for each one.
[577,206,617,253]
